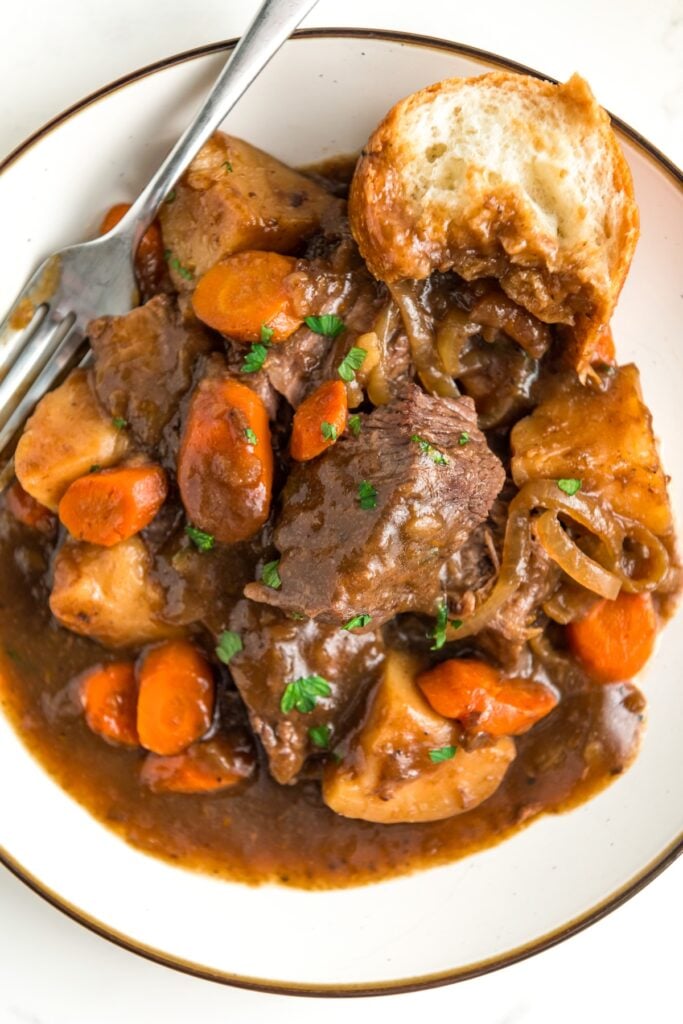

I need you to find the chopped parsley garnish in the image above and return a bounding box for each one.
[215,630,242,664]
[164,189,176,204]
[241,342,269,374]
[348,414,362,437]
[223,160,233,173]
[305,314,346,338]
[308,724,331,749]
[89,464,101,474]
[185,524,215,552]
[261,559,282,589]
[321,421,338,442]
[260,323,274,344]
[411,434,449,465]
[342,614,372,631]
[557,478,582,496]
[337,346,367,382]
[357,480,377,510]
[164,251,194,281]
[280,674,331,714]
[429,745,457,763]
[458,431,470,446]
[430,599,463,650]
[244,427,258,445]
[112,416,128,430]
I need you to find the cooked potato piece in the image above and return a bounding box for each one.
[15,369,129,511]
[511,364,672,536]
[158,133,340,284]
[323,650,516,823]
[49,536,176,648]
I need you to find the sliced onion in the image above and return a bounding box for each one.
[533,510,621,600]
[435,308,479,377]
[389,281,459,399]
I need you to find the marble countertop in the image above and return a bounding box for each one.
[1,1,681,1021]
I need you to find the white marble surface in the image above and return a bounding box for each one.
[0,1,681,1020]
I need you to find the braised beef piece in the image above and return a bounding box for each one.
[89,294,213,448]
[246,384,504,624]
[227,600,385,784]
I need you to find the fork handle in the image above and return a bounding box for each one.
[113,0,320,250]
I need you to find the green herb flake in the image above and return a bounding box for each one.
[280,674,332,714]
[261,559,282,590]
[305,314,346,338]
[223,160,233,173]
[357,480,377,510]
[557,478,582,496]
[241,343,269,374]
[458,432,470,446]
[337,346,367,382]
[215,630,242,665]
[342,614,372,631]
[112,416,128,430]
[430,599,449,650]
[244,427,258,445]
[411,434,449,465]
[321,421,338,442]
[164,189,176,204]
[429,745,457,763]
[260,323,274,344]
[164,251,194,281]
[348,414,362,437]
[185,523,215,552]
[89,464,101,474]
[308,724,331,749]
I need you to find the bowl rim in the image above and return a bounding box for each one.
[1,26,681,999]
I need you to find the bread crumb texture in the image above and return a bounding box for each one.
[349,73,639,376]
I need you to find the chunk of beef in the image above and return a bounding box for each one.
[246,384,505,624]
[158,133,342,285]
[227,600,385,784]
[89,294,213,449]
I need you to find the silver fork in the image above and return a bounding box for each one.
[0,0,319,482]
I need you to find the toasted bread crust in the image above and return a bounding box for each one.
[349,72,639,377]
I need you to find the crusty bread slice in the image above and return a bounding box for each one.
[349,72,639,376]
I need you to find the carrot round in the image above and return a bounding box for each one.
[178,376,273,543]
[566,592,657,683]
[58,464,168,547]
[140,734,255,794]
[290,380,348,461]
[79,661,139,746]
[137,640,215,756]
[5,479,56,534]
[99,202,166,295]
[417,659,558,736]
[192,251,301,342]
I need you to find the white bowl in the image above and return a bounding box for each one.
[0,30,681,995]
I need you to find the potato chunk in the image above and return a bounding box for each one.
[511,364,672,536]
[15,369,129,511]
[49,536,176,648]
[158,133,340,283]
[323,650,516,824]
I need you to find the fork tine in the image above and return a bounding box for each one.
[0,312,76,428]
[0,321,87,457]
[0,254,61,376]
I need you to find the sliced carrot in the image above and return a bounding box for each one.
[5,479,56,534]
[178,375,273,543]
[417,659,558,736]
[290,380,348,461]
[99,202,166,296]
[58,464,167,547]
[192,251,302,342]
[566,592,657,683]
[140,733,255,794]
[137,640,215,756]
[79,661,139,746]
